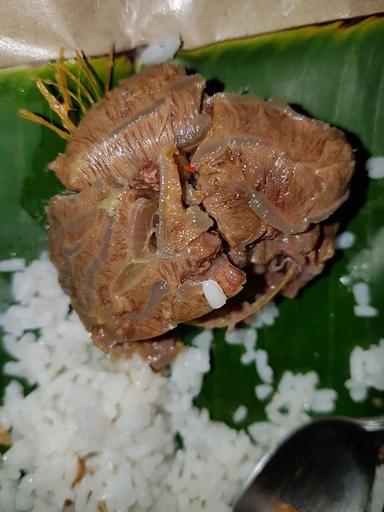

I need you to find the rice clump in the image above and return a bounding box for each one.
[335,231,356,250]
[352,281,378,318]
[366,156,384,179]
[0,255,257,511]
[1,254,378,511]
[345,340,384,402]
[138,34,181,66]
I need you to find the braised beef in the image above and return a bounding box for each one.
[50,64,207,191]
[194,94,354,241]
[47,64,355,358]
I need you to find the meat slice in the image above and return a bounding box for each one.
[193,94,354,244]
[50,64,208,191]
[193,140,267,247]
[48,182,154,329]
[95,231,221,347]
[47,155,245,351]
[50,64,182,189]
[45,64,355,356]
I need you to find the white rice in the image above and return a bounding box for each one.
[353,282,371,306]
[335,231,356,250]
[0,257,260,511]
[249,300,279,328]
[224,304,278,373]
[232,406,248,424]
[225,328,257,347]
[242,330,257,352]
[352,281,378,318]
[138,34,181,66]
[248,371,337,449]
[202,279,227,309]
[353,305,379,318]
[0,258,25,272]
[254,384,273,401]
[225,328,274,384]
[255,350,273,384]
[346,227,384,283]
[345,340,384,402]
[0,256,380,510]
[230,329,257,365]
[366,156,384,179]
[265,371,336,429]
[240,350,256,365]
[224,301,278,350]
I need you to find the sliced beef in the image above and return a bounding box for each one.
[47,64,355,356]
[193,142,267,246]
[47,154,245,351]
[50,64,208,191]
[193,94,354,243]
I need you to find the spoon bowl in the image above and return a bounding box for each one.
[234,418,383,512]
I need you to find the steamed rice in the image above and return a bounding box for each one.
[255,384,273,401]
[335,231,356,250]
[138,35,181,66]
[202,279,227,309]
[346,227,384,283]
[0,255,380,511]
[0,259,25,273]
[0,256,257,511]
[345,341,384,402]
[352,282,378,318]
[366,156,384,180]
[232,406,248,424]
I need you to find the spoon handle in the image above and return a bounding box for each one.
[353,416,384,432]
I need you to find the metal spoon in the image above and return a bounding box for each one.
[234,417,384,512]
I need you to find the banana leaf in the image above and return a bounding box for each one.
[0,15,384,429]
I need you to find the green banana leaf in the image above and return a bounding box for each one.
[0,15,384,430]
